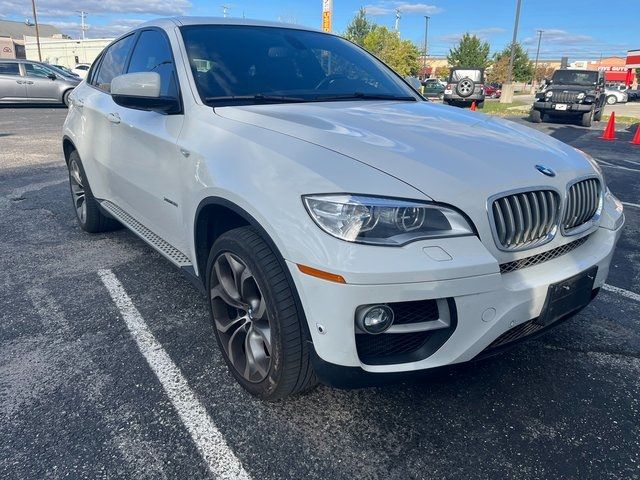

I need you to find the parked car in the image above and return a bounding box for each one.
[72,63,91,78]
[63,18,624,399]
[604,87,628,105]
[627,88,640,102]
[0,59,80,106]
[530,69,606,127]
[443,68,486,108]
[422,78,445,99]
[483,84,501,98]
[49,64,79,77]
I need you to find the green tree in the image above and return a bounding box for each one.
[493,43,533,82]
[344,7,374,46]
[447,33,490,69]
[362,26,421,76]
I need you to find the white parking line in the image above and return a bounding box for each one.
[622,201,640,209]
[603,284,640,303]
[599,161,640,173]
[0,178,67,208]
[98,269,251,480]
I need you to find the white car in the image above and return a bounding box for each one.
[62,18,625,400]
[605,87,629,105]
[71,63,91,78]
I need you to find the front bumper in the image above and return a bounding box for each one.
[533,101,593,113]
[288,217,623,382]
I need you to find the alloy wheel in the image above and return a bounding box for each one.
[210,252,272,383]
[69,159,87,223]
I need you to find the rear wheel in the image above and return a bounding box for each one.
[606,95,617,105]
[529,109,542,123]
[207,226,317,400]
[67,151,121,233]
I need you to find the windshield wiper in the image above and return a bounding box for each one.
[204,94,307,105]
[314,92,417,102]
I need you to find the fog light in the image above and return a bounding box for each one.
[356,305,394,334]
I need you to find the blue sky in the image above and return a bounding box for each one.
[0,0,636,60]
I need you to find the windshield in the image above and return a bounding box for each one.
[552,70,598,86]
[180,25,418,105]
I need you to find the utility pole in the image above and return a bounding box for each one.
[30,0,42,61]
[78,11,88,40]
[530,29,543,93]
[221,5,230,18]
[422,16,430,79]
[394,8,401,33]
[501,0,522,103]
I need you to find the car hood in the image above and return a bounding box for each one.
[216,100,595,206]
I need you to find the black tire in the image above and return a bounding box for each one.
[437,92,444,100]
[594,106,603,122]
[606,95,617,105]
[476,100,485,109]
[67,150,121,233]
[580,109,594,128]
[529,109,542,123]
[207,226,317,400]
[62,89,72,107]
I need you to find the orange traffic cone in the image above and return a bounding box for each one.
[470,101,477,111]
[631,124,640,145]
[600,112,617,141]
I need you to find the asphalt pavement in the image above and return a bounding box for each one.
[1,106,639,480]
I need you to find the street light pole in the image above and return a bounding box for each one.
[423,16,430,79]
[501,0,522,103]
[531,29,543,92]
[30,0,42,61]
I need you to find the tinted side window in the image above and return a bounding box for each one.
[24,63,55,78]
[127,30,178,98]
[0,63,20,75]
[94,34,136,92]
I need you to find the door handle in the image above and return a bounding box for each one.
[15,80,24,84]
[24,81,34,85]
[74,98,84,109]
[106,112,121,124]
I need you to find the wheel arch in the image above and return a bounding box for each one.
[193,196,313,340]
[62,135,76,165]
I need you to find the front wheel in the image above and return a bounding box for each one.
[207,226,317,400]
[62,89,72,107]
[580,109,594,127]
[594,107,603,122]
[606,95,617,105]
[529,109,542,123]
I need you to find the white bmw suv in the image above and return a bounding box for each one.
[63,18,624,400]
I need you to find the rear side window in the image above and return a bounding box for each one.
[0,63,20,75]
[127,29,179,98]
[24,63,55,78]
[94,34,136,92]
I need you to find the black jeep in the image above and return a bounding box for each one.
[530,69,606,127]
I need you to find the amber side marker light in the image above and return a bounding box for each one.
[297,264,346,284]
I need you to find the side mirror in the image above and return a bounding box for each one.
[404,76,422,91]
[47,73,57,80]
[111,72,180,114]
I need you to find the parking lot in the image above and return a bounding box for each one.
[1,107,639,479]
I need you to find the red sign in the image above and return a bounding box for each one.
[626,49,640,68]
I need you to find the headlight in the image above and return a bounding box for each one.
[545,90,553,98]
[577,92,585,100]
[303,194,475,246]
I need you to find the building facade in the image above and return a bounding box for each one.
[0,19,65,59]
[24,36,113,68]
